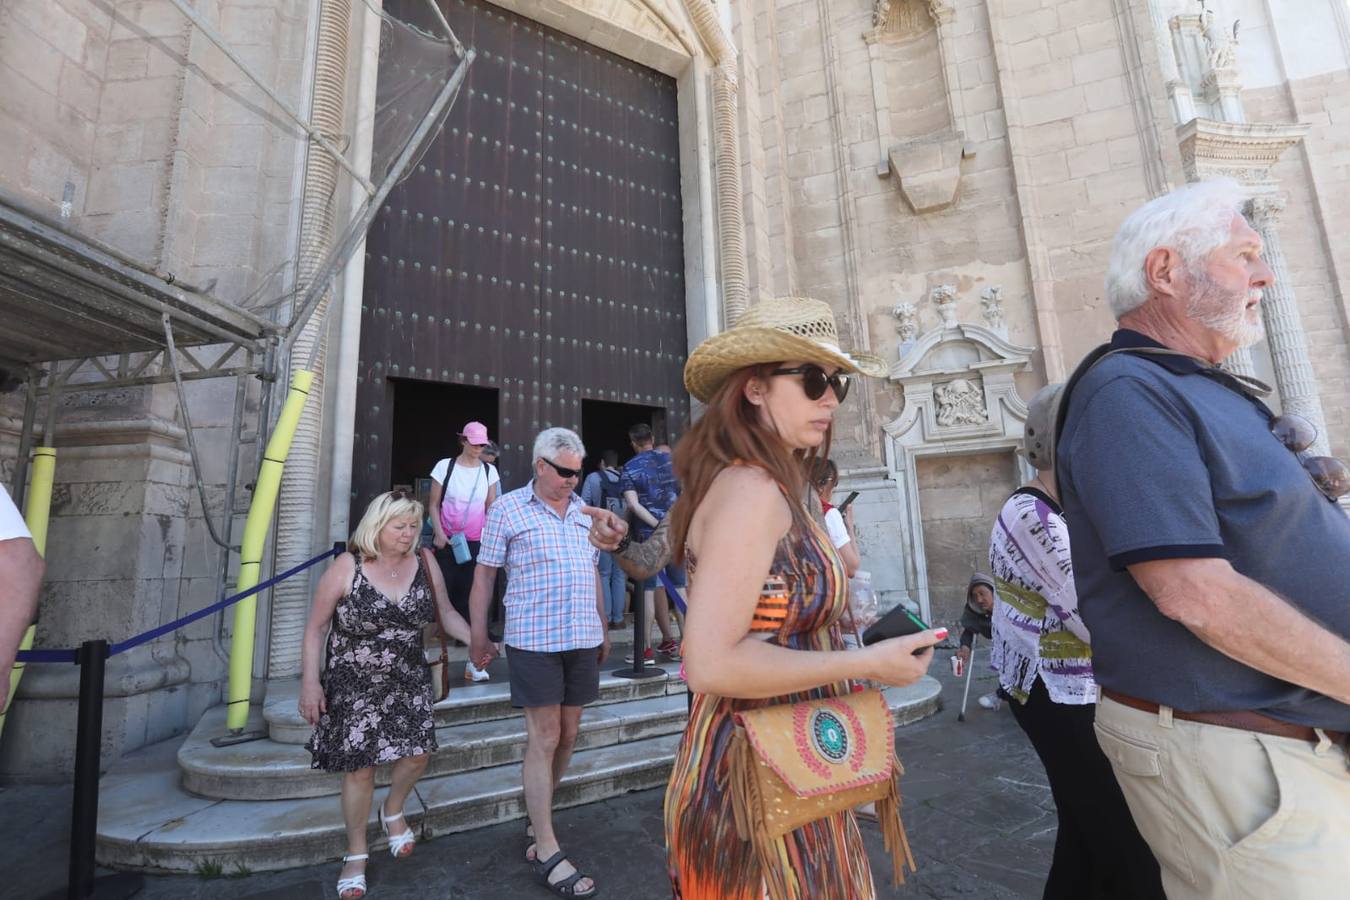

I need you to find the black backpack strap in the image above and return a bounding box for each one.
[1050,342,1274,499]
[1051,343,1114,501]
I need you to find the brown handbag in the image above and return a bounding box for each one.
[416,547,452,703]
[727,688,916,891]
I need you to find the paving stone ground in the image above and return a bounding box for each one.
[3,646,1055,898]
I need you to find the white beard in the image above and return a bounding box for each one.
[1187,273,1265,348]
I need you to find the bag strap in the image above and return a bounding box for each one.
[1051,343,1276,499]
[417,546,451,702]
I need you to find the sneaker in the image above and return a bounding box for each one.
[623,647,655,664]
[977,692,1001,711]
[464,660,490,683]
[656,639,681,661]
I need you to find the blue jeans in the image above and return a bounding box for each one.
[598,551,627,623]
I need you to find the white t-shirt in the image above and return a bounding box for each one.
[0,485,31,541]
[430,458,500,540]
[823,507,850,550]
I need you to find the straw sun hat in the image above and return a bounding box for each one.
[683,296,889,403]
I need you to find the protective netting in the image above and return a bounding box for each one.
[253,0,471,339]
[0,0,468,341]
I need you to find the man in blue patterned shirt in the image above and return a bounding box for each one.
[621,423,682,660]
[469,427,608,897]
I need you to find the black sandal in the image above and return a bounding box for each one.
[534,849,597,898]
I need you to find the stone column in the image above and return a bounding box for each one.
[1220,345,1257,378]
[1248,196,1331,454]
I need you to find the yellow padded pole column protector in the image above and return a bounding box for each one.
[226,370,313,731]
[0,446,55,735]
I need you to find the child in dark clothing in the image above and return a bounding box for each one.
[956,573,1000,710]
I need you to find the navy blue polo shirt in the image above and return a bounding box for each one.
[1058,329,1350,730]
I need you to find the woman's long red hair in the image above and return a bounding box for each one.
[669,365,831,564]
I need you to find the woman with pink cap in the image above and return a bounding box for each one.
[430,421,500,682]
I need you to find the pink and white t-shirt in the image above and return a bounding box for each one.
[430,458,500,541]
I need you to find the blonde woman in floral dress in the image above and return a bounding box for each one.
[300,491,477,899]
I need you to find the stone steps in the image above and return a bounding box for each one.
[181,692,691,800]
[263,654,680,744]
[97,730,683,874]
[96,676,943,874]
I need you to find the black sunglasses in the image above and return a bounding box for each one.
[1269,414,1350,501]
[541,457,581,480]
[769,364,850,402]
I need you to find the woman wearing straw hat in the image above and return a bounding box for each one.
[429,421,500,682]
[663,297,947,900]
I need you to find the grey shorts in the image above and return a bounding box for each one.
[506,644,601,708]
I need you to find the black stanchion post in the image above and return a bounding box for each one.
[44,639,142,900]
[613,577,664,680]
[68,638,107,899]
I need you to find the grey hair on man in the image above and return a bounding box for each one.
[532,426,586,464]
[1104,178,1251,320]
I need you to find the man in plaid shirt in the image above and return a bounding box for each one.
[469,427,609,897]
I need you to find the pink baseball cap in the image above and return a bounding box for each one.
[459,421,490,445]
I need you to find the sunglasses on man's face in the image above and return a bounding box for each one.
[541,457,581,480]
[1269,414,1350,501]
[769,364,851,403]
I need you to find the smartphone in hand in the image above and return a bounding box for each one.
[836,491,861,513]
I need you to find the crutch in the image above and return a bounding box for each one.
[957,633,977,723]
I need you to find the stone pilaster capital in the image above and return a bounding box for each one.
[1246,194,1286,229]
[927,0,955,26]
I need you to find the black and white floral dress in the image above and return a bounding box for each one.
[307,554,438,772]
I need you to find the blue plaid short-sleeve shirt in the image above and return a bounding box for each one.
[477,483,602,652]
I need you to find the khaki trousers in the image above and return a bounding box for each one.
[1094,696,1350,900]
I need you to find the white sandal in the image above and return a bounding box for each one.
[337,853,368,899]
[380,803,416,858]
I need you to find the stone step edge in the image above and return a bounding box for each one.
[97,734,683,874]
[99,677,940,874]
[180,693,691,801]
[189,677,940,800]
[263,668,688,744]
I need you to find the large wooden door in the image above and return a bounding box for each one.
[354,0,688,504]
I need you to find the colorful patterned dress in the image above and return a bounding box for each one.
[664,510,874,900]
[306,555,439,772]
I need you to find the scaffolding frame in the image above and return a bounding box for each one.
[2,0,472,613]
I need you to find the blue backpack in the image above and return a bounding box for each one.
[598,469,627,518]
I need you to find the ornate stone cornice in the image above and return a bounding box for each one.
[1176,118,1309,189]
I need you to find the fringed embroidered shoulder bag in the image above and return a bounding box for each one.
[727,687,916,888]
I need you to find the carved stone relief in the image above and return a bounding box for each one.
[892,301,919,343]
[980,285,1006,336]
[871,0,933,38]
[932,284,958,329]
[935,377,988,426]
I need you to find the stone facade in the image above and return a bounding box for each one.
[0,0,311,779]
[3,0,1350,778]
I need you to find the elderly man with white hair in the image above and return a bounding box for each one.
[1057,178,1350,898]
[468,427,608,899]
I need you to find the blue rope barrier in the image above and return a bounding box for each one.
[16,543,345,664]
[658,569,687,616]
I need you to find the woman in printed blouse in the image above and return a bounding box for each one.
[664,297,945,900]
[300,491,475,900]
[988,384,1163,900]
